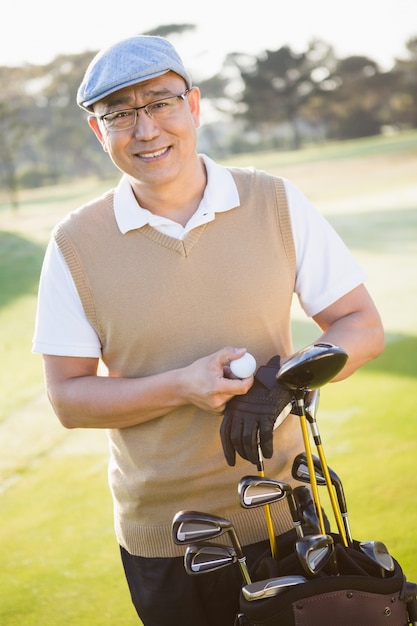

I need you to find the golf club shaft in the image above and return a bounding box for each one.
[296,399,326,534]
[228,527,252,584]
[238,556,252,585]
[341,512,353,546]
[257,441,278,559]
[309,425,349,547]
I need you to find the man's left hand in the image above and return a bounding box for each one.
[220,356,294,466]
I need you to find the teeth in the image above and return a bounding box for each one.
[140,148,167,158]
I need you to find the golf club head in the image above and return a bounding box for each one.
[242,575,307,601]
[276,343,348,391]
[359,540,395,572]
[296,534,335,575]
[293,452,353,544]
[184,542,237,574]
[172,509,250,584]
[239,475,303,537]
[292,452,348,514]
[238,475,288,508]
[292,452,326,486]
[172,510,232,545]
[293,486,321,534]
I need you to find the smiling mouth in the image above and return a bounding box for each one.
[137,147,169,160]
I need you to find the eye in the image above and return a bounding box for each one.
[106,109,134,121]
[148,99,172,113]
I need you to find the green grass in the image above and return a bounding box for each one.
[0,232,46,420]
[0,456,138,625]
[223,129,417,169]
[0,132,416,624]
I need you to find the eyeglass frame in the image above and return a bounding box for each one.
[97,88,193,132]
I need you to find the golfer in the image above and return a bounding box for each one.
[33,35,384,626]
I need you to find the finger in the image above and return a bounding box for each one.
[216,346,247,370]
[241,417,259,465]
[259,420,274,459]
[220,415,236,466]
[229,412,242,455]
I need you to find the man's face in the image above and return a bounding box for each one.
[88,72,201,192]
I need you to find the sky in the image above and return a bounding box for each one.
[2,0,416,79]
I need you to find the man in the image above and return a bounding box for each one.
[33,35,384,626]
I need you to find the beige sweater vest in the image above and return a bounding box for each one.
[54,167,305,557]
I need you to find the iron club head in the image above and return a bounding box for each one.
[172,510,233,545]
[293,485,321,534]
[238,475,303,538]
[359,540,395,574]
[238,475,287,508]
[292,452,353,545]
[296,533,336,575]
[171,510,252,584]
[242,575,307,601]
[184,542,238,574]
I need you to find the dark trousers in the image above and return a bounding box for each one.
[120,540,269,626]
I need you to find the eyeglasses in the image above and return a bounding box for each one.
[98,89,191,132]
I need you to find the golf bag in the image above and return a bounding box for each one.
[237,529,417,626]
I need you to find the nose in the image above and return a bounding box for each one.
[132,110,160,141]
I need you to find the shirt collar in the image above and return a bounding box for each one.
[114,154,240,236]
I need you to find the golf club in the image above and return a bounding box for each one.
[277,343,348,391]
[172,510,251,584]
[238,475,304,539]
[294,453,394,575]
[242,575,307,601]
[293,485,321,534]
[292,451,352,546]
[303,389,349,546]
[256,433,278,559]
[295,533,337,576]
[184,542,238,574]
[276,343,348,547]
[359,540,395,578]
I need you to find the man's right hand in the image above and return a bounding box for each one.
[179,347,255,414]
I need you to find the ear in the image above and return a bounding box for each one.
[88,115,109,152]
[187,87,201,129]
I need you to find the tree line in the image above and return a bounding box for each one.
[0,23,416,201]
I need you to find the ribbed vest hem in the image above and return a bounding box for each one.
[115,499,294,558]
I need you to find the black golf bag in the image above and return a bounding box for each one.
[236,529,417,626]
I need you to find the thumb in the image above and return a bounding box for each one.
[218,346,247,367]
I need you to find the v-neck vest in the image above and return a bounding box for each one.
[54,167,303,557]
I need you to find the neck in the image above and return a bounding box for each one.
[129,156,207,227]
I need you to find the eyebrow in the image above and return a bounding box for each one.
[100,87,175,112]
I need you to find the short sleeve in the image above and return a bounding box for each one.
[32,239,102,357]
[284,179,366,317]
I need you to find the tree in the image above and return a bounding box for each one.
[230,40,337,149]
[322,55,386,139]
[0,66,29,209]
[0,28,416,189]
[390,37,417,128]
[143,23,196,38]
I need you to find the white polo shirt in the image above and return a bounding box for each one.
[32,154,365,357]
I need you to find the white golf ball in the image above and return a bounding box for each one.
[230,353,257,378]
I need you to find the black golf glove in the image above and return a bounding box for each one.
[220,355,294,466]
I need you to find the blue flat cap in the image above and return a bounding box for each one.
[77,35,192,111]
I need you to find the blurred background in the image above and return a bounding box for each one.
[0,0,416,196]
